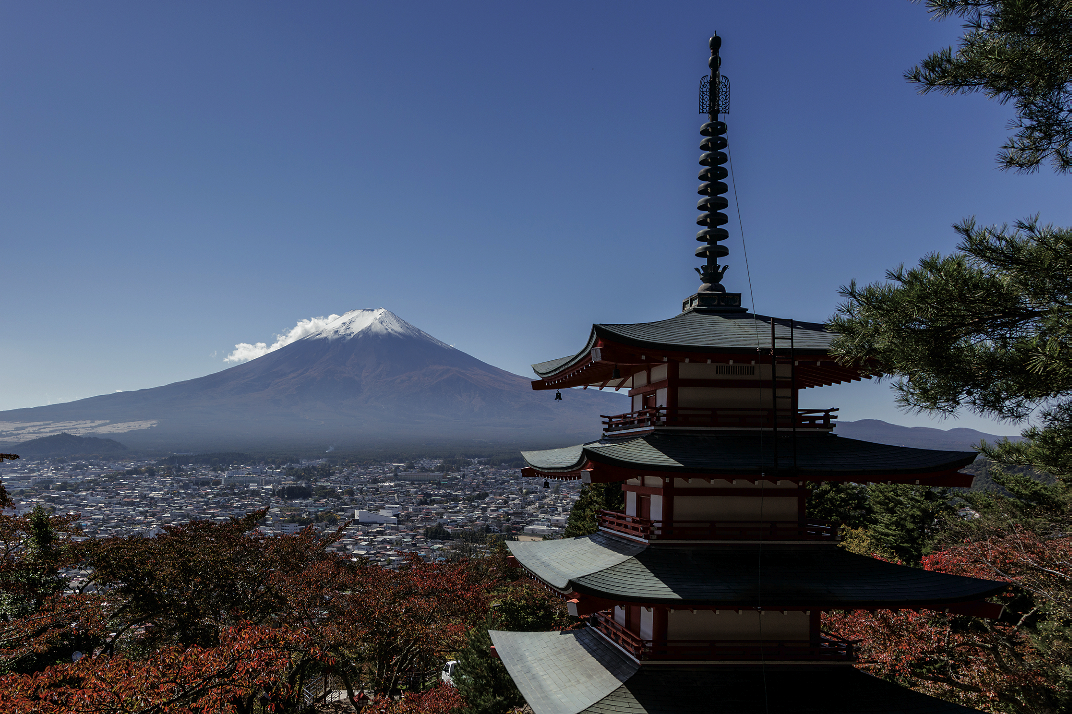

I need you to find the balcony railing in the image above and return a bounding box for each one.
[597,510,837,542]
[592,611,855,662]
[601,407,837,433]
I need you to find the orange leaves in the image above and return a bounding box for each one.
[923,524,1072,610]
[364,684,465,714]
[342,554,491,694]
[0,513,492,712]
[825,521,1071,713]
[826,606,1050,711]
[0,625,313,714]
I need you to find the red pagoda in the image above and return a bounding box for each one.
[489,33,1005,714]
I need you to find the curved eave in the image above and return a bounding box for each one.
[583,445,977,484]
[530,313,869,391]
[507,535,1006,609]
[521,433,979,485]
[491,629,984,714]
[532,331,599,380]
[520,444,591,479]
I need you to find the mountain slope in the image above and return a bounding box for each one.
[0,309,627,451]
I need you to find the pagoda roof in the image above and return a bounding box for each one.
[530,311,867,392]
[490,628,981,714]
[507,534,1004,608]
[534,312,833,379]
[521,432,977,484]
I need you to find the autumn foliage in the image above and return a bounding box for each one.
[826,510,1072,714]
[0,503,512,713]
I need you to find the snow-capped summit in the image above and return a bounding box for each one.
[0,306,627,451]
[309,309,452,349]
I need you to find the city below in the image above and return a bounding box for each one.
[0,456,579,569]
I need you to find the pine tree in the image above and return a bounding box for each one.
[830,217,1072,483]
[906,0,1072,173]
[805,481,871,529]
[867,484,954,564]
[562,482,624,538]
[453,623,524,714]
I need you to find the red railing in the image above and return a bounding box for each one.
[597,510,837,542]
[601,407,837,433]
[592,611,855,662]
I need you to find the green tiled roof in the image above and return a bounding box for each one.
[507,535,1005,607]
[532,312,834,378]
[491,629,981,714]
[506,532,646,590]
[521,443,590,472]
[490,629,637,714]
[521,432,977,477]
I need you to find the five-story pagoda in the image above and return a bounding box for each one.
[489,34,1005,714]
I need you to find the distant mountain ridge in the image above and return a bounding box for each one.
[835,418,1020,452]
[0,309,627,452]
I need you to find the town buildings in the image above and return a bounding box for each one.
[0,454,577,570]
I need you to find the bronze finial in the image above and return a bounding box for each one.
[695,33,731,295]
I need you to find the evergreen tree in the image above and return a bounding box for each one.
[562,482,624,538]
[493,582,571,632]
[906,0,1072,173]
[827,6,1072,704]
[453,623,524,714]
[867,484,954,564]
[830,217,1072,483]
[0,505,72,621]
[805,481,871,529]
[454,583,569,714]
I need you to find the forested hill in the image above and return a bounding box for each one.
[10,432,128,458]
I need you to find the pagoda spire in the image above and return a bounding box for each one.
[683,33,742,313]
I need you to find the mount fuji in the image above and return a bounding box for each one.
[0,309,627,452]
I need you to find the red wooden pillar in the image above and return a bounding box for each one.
[627,605,642,636]
[667,361,679,424]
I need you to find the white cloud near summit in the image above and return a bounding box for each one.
[223,314,343,364]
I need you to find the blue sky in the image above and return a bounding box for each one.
[1,1,1068,434]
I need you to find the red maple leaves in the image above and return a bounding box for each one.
[826,521,1072,713]
[0,511,496,713]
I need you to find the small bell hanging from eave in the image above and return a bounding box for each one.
[554,390,562,401]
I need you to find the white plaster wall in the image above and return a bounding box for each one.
[666,610,809,641]
[614,606,625,626]
[634,371,648,387]
[625,491,637,516]
[640,608,653,640]
[676,387,791,409]
[656,388,668,407]
[650,495,663,521]
[673,495,797,521]
[651,364,668,382]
